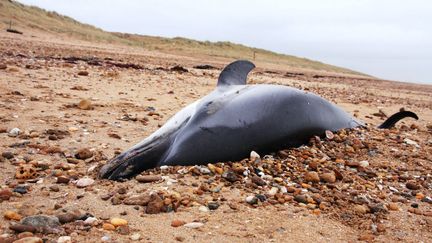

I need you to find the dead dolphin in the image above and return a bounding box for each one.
[99,60,418,180]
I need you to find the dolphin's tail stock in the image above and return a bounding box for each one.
[377,110,419,129]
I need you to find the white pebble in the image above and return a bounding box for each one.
[198,206,209,212]
[359,160,369,167]
[8,128,21,137]
[76,177,95,188]
[130,233,141,241]
[268,187,278,196]
[250,151,261,161]
[199,167,211,174]
[101,235,111,242]
[184,222,204,229]
[84,217,98,225]
[404,138,420,148]
[57,236,71,243]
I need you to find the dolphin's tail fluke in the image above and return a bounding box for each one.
[378,110,419,129]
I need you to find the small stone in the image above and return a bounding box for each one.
[57,213,76,224]
[123,194,151,206]
[102,223,115,231]
[294,195,308,204]
[83,217,98,225]
[304,172,320,183]
[49,185,60,192]
[13,237,42,243]
[175,236,185,242]
[199,206,209,212]
[245,195,258,205]
[117,225,130,235]
[171,219,186,227]
[146,194,165,214]
[135,175,162,183]
[207,201,220,210]
[251,175,266,186]
[268,187,278,196]
[18,232,34,239]
[0,189,12,200]
[76,177,94,188]
[21,215,61,228]
[358,233,374,241]
[110,218,128,227]
[2,151,14,159]
[57,236,72,243]
[56,176,70,184]
[75,148,93,160]
[222,170,238,182]
[250,151,261,162]
[101,235,111,241]
[78,99,92,110]
[77,70,89,76]
[404,138,419,147]
[388,202,399,211]
[13,186,28,194]
[406,180,420,190]
[325,130,334,140]
[9,224,36,233]
[130,233,141,241]
[8,128,21,137]
[320,172,336,183]
[353,205,368,214]
[4,210,23,220]
[358,160,369,167]
[184,222,204,229]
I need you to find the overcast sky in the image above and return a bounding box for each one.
[18,0,432,84]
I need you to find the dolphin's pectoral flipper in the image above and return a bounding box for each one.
[217,60,255,86]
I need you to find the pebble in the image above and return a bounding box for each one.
[102,223,115,231]
[13,186,28,194]
[76,177,95,188]
[130,233,141,241]
[116,225,130,235]
[101,235,111,241]
[4,210,22,220]
[110,218,128,226]
[246,195,258,205]
[207,201,220,210]
[78,99,92,110]
[319,172,336,183]
[171,219,186,227]
[56,176,70,184]
[57,236,72,243]
[406,181,420,190]
[250,151,261,162]
[75,148,93,160]
[84,217,98,225]
[21,215,60,229]
[49,185,60,192]
[353,205,368,214]
[404,138,419,147]
[358,160,369,167]
[2,151,14,159]
[294,195,308,204]
[222,171,238,182]
[57,213,76,224]
[0,189,12,201]
[9,224,36,233]
[304,172,320,183]
[251,175,266,186]
[387,202,399,211]
[77,70,89,76]
[199,206,209,212]
[135,175,162,183]
[145,194,165,214]
[123,194,151,206]
[268,187,278,196]
[8,128,21,137]
[13,237,43,243]
[184,222,204,229]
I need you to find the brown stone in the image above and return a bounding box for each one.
[135,175,162,183]
[75,148,93,160]
[145,194,165,214]
[171,219,186,227]
[304,171,320,183]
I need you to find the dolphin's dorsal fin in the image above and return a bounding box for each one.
[217,60,255,86]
